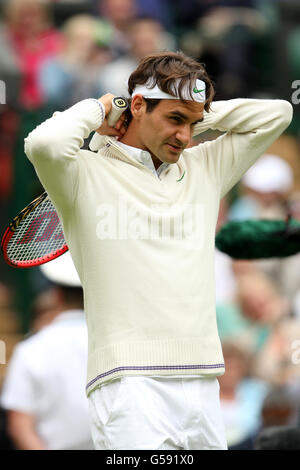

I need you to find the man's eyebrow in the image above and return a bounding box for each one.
[169,111,188,120]
[169,111,204,125]
[193,117,204,125]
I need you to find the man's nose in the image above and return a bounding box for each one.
[176,125,191,146]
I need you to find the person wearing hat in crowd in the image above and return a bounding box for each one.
[0,252,94,450]
[229,153,294,221]
[24,51,292,450]
[228,153,300,304]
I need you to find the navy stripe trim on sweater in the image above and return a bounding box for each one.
[86,363,225,390]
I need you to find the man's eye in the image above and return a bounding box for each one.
[170,117,181,123]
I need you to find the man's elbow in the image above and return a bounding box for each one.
[274,99,293,130]
[24,129,57,164]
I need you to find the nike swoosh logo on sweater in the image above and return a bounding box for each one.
[176,171,186,182]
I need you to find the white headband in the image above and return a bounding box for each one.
[132,78,206,103]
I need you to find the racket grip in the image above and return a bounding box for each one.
[107,97,128,126]
[89,96,128,151]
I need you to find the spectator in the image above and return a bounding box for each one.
[0,0,63,231]
[98,16,174,96]
[29,287,60,334]
[173,0,257,30]
[197,2,266,99]
[229,154,294,222]
[228,154,300,304]
[219,340,269,448]
[254,425,300,450]
[231,384,300,450]
[217,269,289,353]
[39,14,110,109]
[136,0,174,29]
[0,252,94,450]
[176,1,265,99]
[0,19,20,109]
[0,107,19,202]
[98,0,137,59]
[0,0,63,110]
[260,385,300,428]
[252,317,300,385]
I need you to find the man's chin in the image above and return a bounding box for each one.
[152,149,182,167]
[164,150,182,163]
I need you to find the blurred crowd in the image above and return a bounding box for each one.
[1,0,300,450]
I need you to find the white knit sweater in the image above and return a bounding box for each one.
[25,98,293,395]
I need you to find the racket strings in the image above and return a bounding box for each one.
[6,197,65,262]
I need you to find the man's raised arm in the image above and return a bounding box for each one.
[192,98,293,197]
[24,99,105,209]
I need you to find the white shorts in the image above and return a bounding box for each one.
[88,376,227,450]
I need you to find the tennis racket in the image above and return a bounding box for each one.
[1,97,128,268]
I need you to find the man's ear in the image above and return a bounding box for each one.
[131,94,146,120]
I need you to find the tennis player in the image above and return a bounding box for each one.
[24,51,293,450]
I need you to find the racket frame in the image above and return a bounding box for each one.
[1,192,68,268]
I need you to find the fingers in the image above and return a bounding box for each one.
[107,126,126,139]
[114,113,126,130]
[96,95,127,138]
[108,111,126,137]
[97,126,122,138]
[99,122,125,139]
[98,93,115,116]
[114,114,126,136]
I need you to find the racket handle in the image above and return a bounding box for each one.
[107,97,128,126]
[89,96,128,151]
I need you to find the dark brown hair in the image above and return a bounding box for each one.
[128,51,214,111]
[123,51,214,128]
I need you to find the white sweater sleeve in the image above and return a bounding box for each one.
[24,99,105,210]
[191,99,293,198]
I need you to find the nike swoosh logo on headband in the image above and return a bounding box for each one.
[193,87,205,94]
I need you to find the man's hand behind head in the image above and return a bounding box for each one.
[96,94,127,139]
